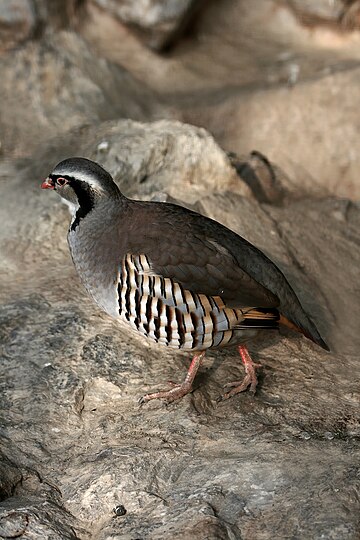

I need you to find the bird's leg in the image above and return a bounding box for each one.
[139,351,206,404]
[221,345,262,400]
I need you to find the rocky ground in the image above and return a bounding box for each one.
[0,1,359,539]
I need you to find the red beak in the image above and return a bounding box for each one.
[41,177,55,190]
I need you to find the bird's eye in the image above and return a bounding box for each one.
[57,177,67,186]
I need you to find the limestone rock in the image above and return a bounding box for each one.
[285,0,344,22]
[284,0,360,29]
[184,65,360,200]
[0,2,359,538]
[81,0,360,201]
[90,0,202,50]
[33,119,248,204]
[0,120,359,539]
[32,0,84,30]
[0,32,167,157]
[0,0,36,52]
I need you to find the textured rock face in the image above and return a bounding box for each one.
[90,0,202,49]
[0,0,35,52]
[0,1,360,539]
[285,0,360,28]
[1,119,359,539]
[34,119,246,203]
[0,32,166,157]
[0,0,84,52]
[285,0,345,21]
[184,65,360,200]
[82,0,360,201]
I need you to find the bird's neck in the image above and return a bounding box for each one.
[69,181,97,231]
[67,198,127,318]
[69,180,124,232]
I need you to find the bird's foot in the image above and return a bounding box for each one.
[139,351,205,404]
[139,380,194,404]
[220,345,261,401]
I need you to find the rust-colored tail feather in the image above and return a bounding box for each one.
[236,307,279,329]
[279,314,329,351]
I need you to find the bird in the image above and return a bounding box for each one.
[41,157,329,403]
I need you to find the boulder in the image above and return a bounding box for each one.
[0,0,36,52]
[90,0,203,50]
[284,0,360,29]
[184,65,360,200]
[1,1,359,537]
[0,31,167,157]
[0,120,359,539]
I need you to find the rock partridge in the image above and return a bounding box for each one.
[41,157,329,403]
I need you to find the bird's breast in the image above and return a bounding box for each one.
[68,225,121,318]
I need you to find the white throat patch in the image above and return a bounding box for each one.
[61,197,79,218]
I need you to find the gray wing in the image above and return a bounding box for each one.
[119,200,328,350]
[124,202,279,309]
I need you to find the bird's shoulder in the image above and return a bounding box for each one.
[117,200,279,309]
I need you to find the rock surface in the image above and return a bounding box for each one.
[183,65,360,200]
[285,0,360,28]
[0,1,360,539]
[1,119,359,539]
[0,0,36,52]
[0,31,167,157]
[284,0,345,23]
[90,0,202,50]
[82,0,360,200]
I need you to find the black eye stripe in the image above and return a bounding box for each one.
[49,174,98,231]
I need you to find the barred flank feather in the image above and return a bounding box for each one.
[117,253,279,351]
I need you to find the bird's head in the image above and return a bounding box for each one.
[41,157,121,227]
[41,156,120,206]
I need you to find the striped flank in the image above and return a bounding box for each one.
[117,253,274,351]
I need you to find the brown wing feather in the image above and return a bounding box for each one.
[124,206,279,310]
[120,200,328,350]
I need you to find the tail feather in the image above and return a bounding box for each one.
[279,314,329,351]
[235,307,279,329]
[233,307,329,351]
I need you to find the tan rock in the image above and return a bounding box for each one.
[0,120,359,539]
[89,0,202,50]
[0,0,35,52]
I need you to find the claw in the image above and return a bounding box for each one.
[220,345,261,401]
[139,352,205,404]
[140,382,192,404]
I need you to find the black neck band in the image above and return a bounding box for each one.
[70,180,95,231]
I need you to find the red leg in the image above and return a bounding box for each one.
[221,345,261,400]
[139,351,205,404]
